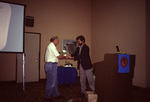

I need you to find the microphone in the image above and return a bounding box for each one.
[116,45,120,52]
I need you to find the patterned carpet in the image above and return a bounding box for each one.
[0,78,150,102]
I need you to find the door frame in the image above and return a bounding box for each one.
[16,32,41,82]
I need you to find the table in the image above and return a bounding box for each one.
[57,66,78,85]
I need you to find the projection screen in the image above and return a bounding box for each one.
[0,2,25,53]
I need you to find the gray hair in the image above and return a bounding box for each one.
[50,36,58,42]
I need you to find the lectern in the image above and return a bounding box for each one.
[94,53,135,102]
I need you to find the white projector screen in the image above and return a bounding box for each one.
[0,2,25,53]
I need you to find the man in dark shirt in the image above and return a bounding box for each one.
[70,35,95,95]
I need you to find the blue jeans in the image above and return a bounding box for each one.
[45,62,59,99]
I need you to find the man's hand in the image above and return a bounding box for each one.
[65,53,74,59]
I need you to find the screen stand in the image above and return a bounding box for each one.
[23,53,25,93]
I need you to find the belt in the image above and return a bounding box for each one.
[46,62,57,64]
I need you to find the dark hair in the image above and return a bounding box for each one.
[76,35,85,42]
[50,36,58,42]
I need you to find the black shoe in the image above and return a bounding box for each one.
[54,95,65,99]
[45,98,55,102]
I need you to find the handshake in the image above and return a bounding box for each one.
[65,53,73,59]
[60,50,73,59]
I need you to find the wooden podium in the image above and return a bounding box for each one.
[94,53,135,102]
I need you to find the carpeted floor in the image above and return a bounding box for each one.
[0,79,87,102]
[0,78,150,102]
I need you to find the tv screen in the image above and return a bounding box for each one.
[0,2,25,53]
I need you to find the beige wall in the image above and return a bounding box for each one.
[0,0,91,80]
[146,0,150,87]
[91,0,148,88]
[0,53,16,81]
